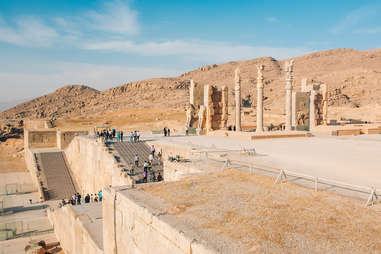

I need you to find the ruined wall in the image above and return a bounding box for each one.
[25,130,57,148]
[48,205,103,254]
[65,136,133,194]
[103,187,216,254]
[57,130,89,150]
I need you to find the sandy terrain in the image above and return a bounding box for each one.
[142,168,381,253]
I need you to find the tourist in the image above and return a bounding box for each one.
[98,190,103,202]
[90,194,94,202]
[167,128,171,136]
[143,161,148,172]
[143,171,147,183]
[136,131,140,142]
[117,131,121,142]
[133,131,137,142]
[151,145,156,157]
[94,194,98,202]
[157,172,163,181]
[76,193,81,205]
[61,199,66,207]
[130,132,134,143]
[135,154,139,167]
[185,126,189,136]
[121,131,124,142]
[85,194,90,203]
[163,127,167,136]
[148,161,152,172]
[148,153,153,163]
[152,172,156,182]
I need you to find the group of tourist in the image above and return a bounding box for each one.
[97,129,124,142]
[96,129,143,143]
[59,191,103,208]
[129,130,141,143]
[163,127,171,137]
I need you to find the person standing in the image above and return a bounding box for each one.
[185,126,189,136]
[137,131,140,142]
[121,131,124,142]
[130,132,134,143]
[163,127,167,137]
[167,128,171,136]
[151,145,156,157]
[98,190,103,202]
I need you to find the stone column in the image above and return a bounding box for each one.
[221,86,228,129]
[204,85,213,132]
[256,65,264,132]
[291,92,296,128]
[285,60,294,131]
[309,90,316,130]
[189,79,195,106]
[321,84,328,125]
[234,68,241,131]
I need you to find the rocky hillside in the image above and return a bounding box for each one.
[1,48,381,121]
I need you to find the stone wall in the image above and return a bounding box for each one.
[64,136,133,194]
[24,148,45,200]
[103,187,216,254]
[57,130,88,150]
[48,204,103,254]
[25,130,57,148]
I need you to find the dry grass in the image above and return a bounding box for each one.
[143,168,381,253]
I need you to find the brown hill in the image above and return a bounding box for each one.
[1,48,381,122]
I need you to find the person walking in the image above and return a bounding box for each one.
[135,154,139,167]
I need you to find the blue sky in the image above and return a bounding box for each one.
[0,0,381,102]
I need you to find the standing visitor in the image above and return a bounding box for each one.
[90,194,94,202]
[130,132,134,143]
[85,194,90,203]
[117,132,121,142]
[121,131,124,142]
[151,145,156,157]
[98,190,103,202]
[185,126,189,136]
[76,193,81,205]
[163,127,167,137]
[137,131,140,142]
[133,131,137,142]
[167,128,171,136]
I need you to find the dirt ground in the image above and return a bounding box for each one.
[0,138,27,173]
[143,168,381,253]
[54,108,186,132]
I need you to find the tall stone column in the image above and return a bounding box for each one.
[285,60,294,131]
[221,86,228,129]
[256,65,264,132]
[234,68,241,131]
[189,79,195,106]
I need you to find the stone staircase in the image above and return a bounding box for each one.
[111,141,163,182]
[35,151,77,200]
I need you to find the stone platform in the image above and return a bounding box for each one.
[207,130,310,140]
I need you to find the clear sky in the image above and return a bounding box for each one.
[0,0,381,102]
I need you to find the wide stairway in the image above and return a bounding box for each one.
[35,151,77,200]
[111,141,163,182]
